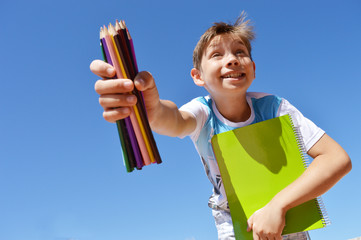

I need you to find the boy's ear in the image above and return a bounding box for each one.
[190,68,204,87]
[252,61,256,78]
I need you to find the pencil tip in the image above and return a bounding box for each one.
[114,20,120,31]
[118,20,124,29]
[103,25,109,35]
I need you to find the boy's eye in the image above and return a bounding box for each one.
[236,50,245,55]
[211,52,221,58]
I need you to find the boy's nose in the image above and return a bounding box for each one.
[226,55,240,67]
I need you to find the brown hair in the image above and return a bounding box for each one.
[192,12,255,69]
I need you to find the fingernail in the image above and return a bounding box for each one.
[126,95,136,103]
[121,108,130,114]
[136,78,145,86]
[123,81,132,89]
[107,67,115,75]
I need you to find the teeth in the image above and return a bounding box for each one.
[223,73,244,78]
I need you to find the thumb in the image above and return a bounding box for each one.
[133,71,160,115]
[134,71,156,92]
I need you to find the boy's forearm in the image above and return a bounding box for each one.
[269,134,352,213]
[149,99,195,137]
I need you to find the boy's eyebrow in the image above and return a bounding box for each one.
[207,43,220,49]
[234,40,246,47]
[204,38,247,56]
[207,40,246,49]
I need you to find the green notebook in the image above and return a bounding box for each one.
[211,114,329,240]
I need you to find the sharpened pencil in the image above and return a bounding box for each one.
[100,28,135,172]
[112,23,157,164]
[98,20,162,172]
[105,25,144,169]
[103,25,152,166]
[116,21,162,164]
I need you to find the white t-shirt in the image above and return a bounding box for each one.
[179,92,325,210]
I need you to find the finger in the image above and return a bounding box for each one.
[99,94,137,108]
[103,107,132,122]
[134,71,156,91]
[95,79,134,95]
[133,71,160,109]
[275,234,283,240]
[247,216,253,232]
[90,59,116,79]
[247,224,252,232]
[257,231,266,240]
[268,233,281,240]
[253,232,260,240]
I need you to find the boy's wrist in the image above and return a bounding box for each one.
[269,194,290,215]
[148,99,163,128]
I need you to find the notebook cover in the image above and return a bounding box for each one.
[211,114,328,239]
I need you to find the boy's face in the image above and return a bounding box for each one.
[191,34,255,98]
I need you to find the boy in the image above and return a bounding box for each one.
[90,13,351,240]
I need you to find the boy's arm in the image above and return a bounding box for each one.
[247,133,352,240]
[90,60,197,138]
[131,71,197,137]
[271,133,351,212]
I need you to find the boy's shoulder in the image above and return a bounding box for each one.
[246,91,280,100]
[194,95,211,104]
[192,92,282,101]
[190,92,284,109]
[247,92,283,103]
[247,92,284,120]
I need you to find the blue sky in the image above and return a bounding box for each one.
[0,0,360,239]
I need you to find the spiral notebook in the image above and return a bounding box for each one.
[211,114,330,240]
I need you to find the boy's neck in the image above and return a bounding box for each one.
[213,92,251,123]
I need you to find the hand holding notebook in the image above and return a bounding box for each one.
[246,201,286,238]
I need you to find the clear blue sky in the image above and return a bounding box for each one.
[0,0,360,239]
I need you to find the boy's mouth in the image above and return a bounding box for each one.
[221,72,246,79]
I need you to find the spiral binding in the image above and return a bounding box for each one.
[287,114,310,169]
[287,114,331,227]
[315,196,331,226]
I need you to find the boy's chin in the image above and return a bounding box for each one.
[222,81,250,90]
[218,87,249,96]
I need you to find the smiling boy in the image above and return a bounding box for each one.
[191,33,255,123]
[90,13,351,240]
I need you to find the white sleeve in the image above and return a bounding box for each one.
[278,99,325,152]
[179,98,209,140]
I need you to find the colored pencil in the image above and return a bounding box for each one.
[98,20,162,172]
[106,25,144,169]
[117,21,162,164]
[100,28,135,172]
[111,23,156,164]
[104,26,152,166]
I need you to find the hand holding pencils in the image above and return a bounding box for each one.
[99,20,161,172]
